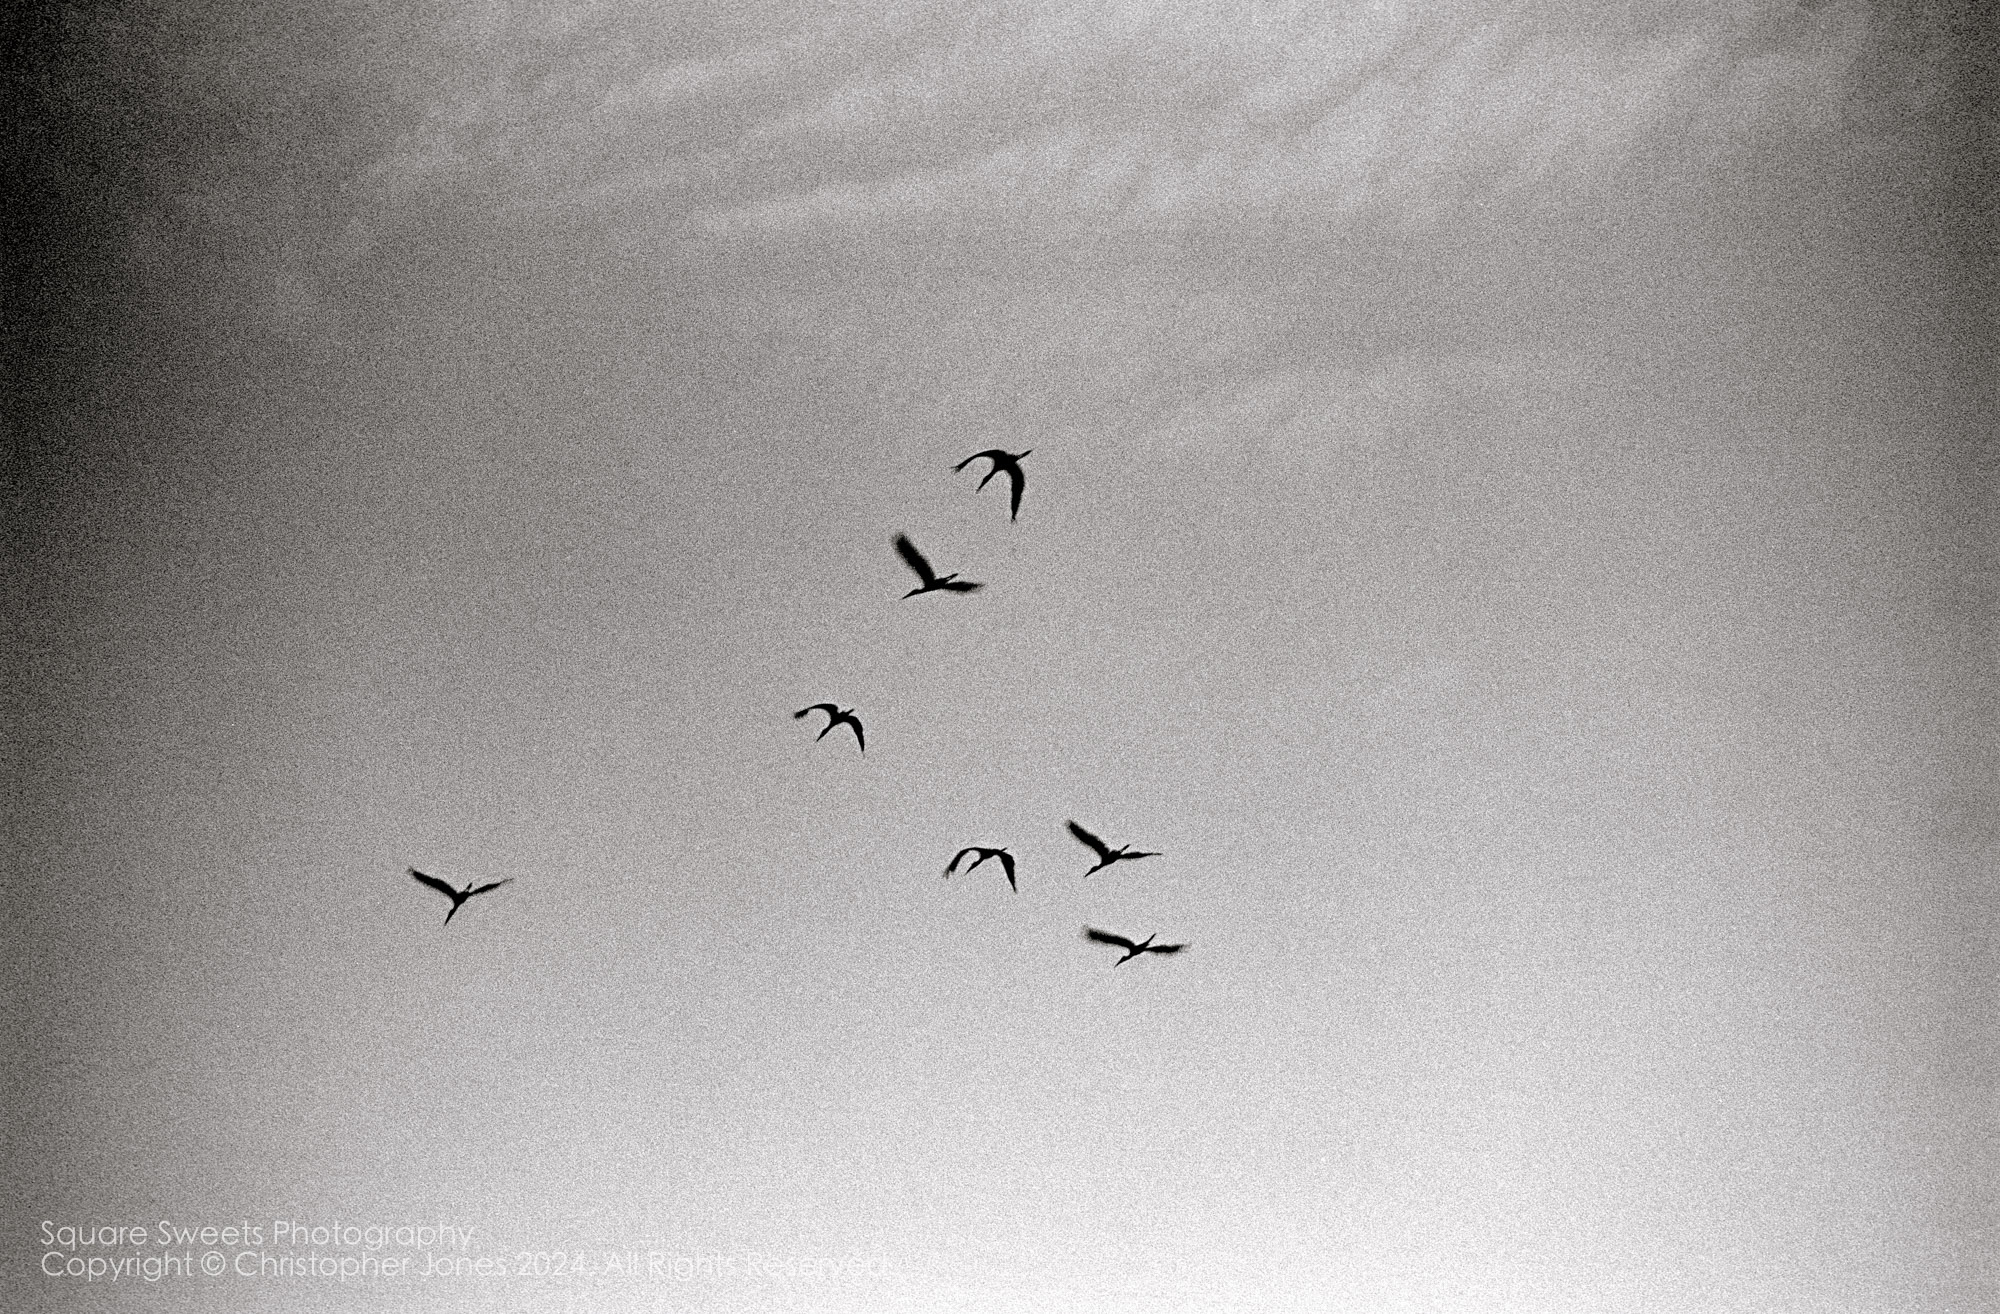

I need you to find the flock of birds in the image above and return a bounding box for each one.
[409,447,1186,966]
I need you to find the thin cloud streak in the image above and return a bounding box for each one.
[366,0,1883,237]
[51,0,1965,348]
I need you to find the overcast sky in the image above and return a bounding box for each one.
[11,1,1995,1311]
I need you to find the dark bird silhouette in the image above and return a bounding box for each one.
[944,846,1017,893]
[1066,820,1161,876]
[409,868,512,926]
[1085,927,1188,965]
[794,703,865,753]
[953,449,1032,520]
[894,534,982,598]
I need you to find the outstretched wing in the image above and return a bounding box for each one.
[893,534,937,585]
[945,847,978,876]
[938,578,983,592]
[795,703,838,722]
[842,713,865,753]
[1123,849,1162,861]
[997,850,1017,891]
[954,449,1004,473]
[1005,465,1025,519]
[1067,820,1114,860]
[1146,942,1187,955]
[1084,927,1138,951]
[463,879,513,898]
[410,868,459,900]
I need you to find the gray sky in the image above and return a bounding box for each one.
[11,1,1994,1311]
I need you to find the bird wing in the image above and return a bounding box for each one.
[1146,943,1187,955]
[1067,821,1114,860]
[945,847,977,875]
[938,579,983,592]
[410,868,460,899]
[1005,465,1025,519]
[955,449,1004,473]
[843,714,865,752]
[894,534,938,585]
[998,851,1017,890]
[1084,927,1139,951]
[1124,849,1162,860]
[795,703,838,721]
[464,879,513,898]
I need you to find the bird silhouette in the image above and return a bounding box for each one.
[1066,820,1161,875]
[1084,927,1188,965]
[409,868,513,926]
[894,534,982,598]
[953,449,1032,520]
[794,703,865,753]
[944,846,1017,893]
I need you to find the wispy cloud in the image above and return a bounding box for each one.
[63,0,1964,343]
[351,0,1886,239]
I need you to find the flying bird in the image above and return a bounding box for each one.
[894,534,982,598]
[1084,927,1188,965]
[953,449,1032,520]
[794,703,866,753]
[409,868,512,926]
[944,846,1017,893]
[1066,820,1161,875]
